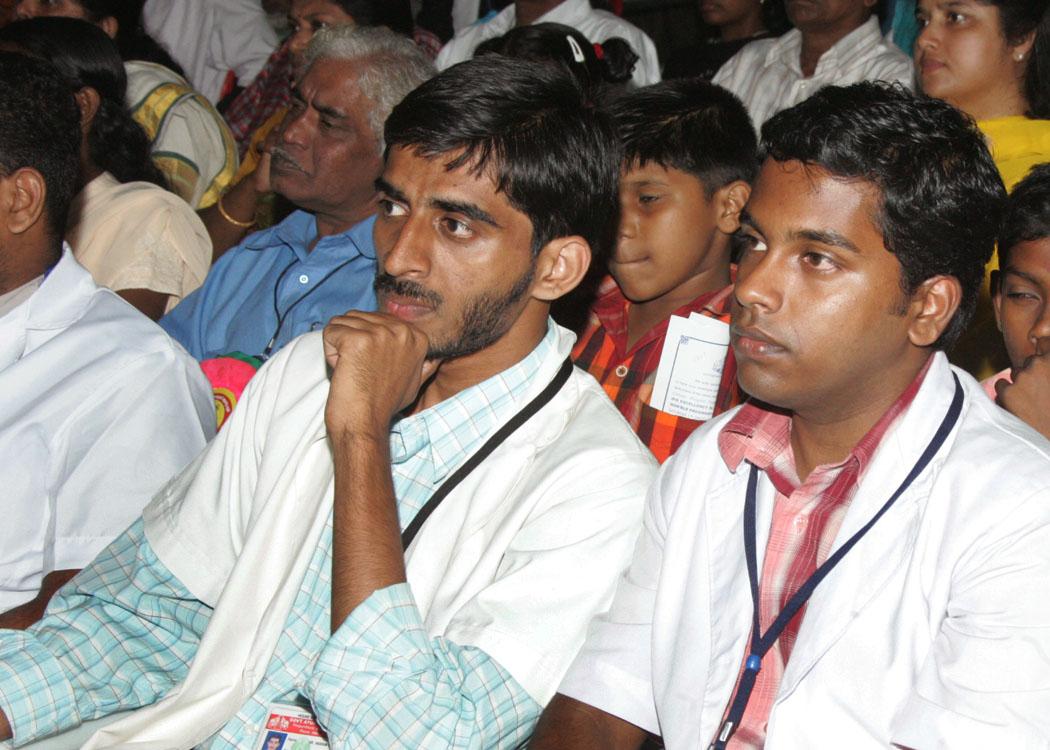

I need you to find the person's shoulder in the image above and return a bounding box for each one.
[952,373,1050,474]
[437,13,506,67]
[587,7,656,44]
[546,365,657,467]
[713,35,782,81]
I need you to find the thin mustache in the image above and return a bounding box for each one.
[373,273,443,307]
[270,148,305,173]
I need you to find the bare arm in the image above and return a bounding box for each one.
[198,171,265,264]
[529,694,647,750]
[117,288,169,321]
[0,570,79,631]
[322,312,437,631]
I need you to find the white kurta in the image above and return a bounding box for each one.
[561,353,1050,747]
[0,249,214,611]
[77,325,657,748]
[436,0,662,87]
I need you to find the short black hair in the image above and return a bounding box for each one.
[999,163,1050,268]
[0,52,80,245]
[761,82,1006,350]
[383,55,620,265]
[612,78,758,195]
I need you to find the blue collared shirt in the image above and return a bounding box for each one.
[160,211,377,360]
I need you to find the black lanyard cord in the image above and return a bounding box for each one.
[711,373,964,749]
[263,256,359,358]
[400,357,576,551]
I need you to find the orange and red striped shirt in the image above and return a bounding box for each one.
[572,276,740,463]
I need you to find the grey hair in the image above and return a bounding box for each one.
[304,25,435,151]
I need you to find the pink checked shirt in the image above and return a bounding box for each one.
[715,357,932,748]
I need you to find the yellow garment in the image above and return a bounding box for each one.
[234,105,287,182]
[951,116,1050,378]
[980,116,1050,192]
[126,61,239,209]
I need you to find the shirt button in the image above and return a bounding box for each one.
[615,364,629,378]
[298,274,309,284]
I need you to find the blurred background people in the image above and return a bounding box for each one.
[0,18,212,320]
[916,0,1050,376]
[15,0,238,209]
[665,0,789,79]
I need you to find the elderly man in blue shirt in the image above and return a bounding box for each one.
[160,26,434,361]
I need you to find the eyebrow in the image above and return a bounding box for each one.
[430,198,502,228]
[738,209,764,235]
[1001,267,1042,285]
[790,228,861,253]
[288,86,347,121]
[375,177,408,204]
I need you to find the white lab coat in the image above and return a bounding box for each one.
[78,325,657,748]
[0,249,214,611]
[561,352,1050,748]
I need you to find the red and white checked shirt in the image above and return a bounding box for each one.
[572,276,740,463]
[715,355,933,748]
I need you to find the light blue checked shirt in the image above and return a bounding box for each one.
[0,324,563,748]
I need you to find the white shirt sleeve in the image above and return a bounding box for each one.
[556,461,676,734]
[50,347,213,573]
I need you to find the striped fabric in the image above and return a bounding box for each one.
[714,356,932,748]
[572,276,740,463]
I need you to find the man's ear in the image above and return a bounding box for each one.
[73,87,101,135]
[714,180,751,234]
[2,167,47,236]
[907,274,962,347]
[530,236,591,302]
[98,15,118,39]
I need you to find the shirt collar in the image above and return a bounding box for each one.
[592,272,736,357]
[766,16,882,75]
[718,353,934,488]
[242,210,377,263]
[388,319,561,483]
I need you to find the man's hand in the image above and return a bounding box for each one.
[996,350,1050,440]
[323,312,439,441]
[251,126,277,196]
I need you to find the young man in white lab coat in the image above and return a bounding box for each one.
[531,82,1050,748]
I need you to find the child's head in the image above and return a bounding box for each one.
[609,78,757,306]
[994,163,1050,369]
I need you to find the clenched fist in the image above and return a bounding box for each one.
[323,311,439,441]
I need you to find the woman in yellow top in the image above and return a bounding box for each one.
[915,0,1049,376]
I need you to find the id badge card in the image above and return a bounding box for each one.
[254,701,330,750]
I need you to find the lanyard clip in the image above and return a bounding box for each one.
[709,719,734,750]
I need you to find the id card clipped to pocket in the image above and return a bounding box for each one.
[253,701,330,750]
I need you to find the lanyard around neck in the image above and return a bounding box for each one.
[710,373,964,749]
[400,357,575,551]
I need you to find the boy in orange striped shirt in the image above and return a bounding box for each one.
[573,78,758,462]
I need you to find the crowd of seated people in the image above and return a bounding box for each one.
[0,0,1049,747]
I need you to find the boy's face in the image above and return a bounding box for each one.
[612,160,733,306]
[732,159,923,417]
[994,238,1050,369]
